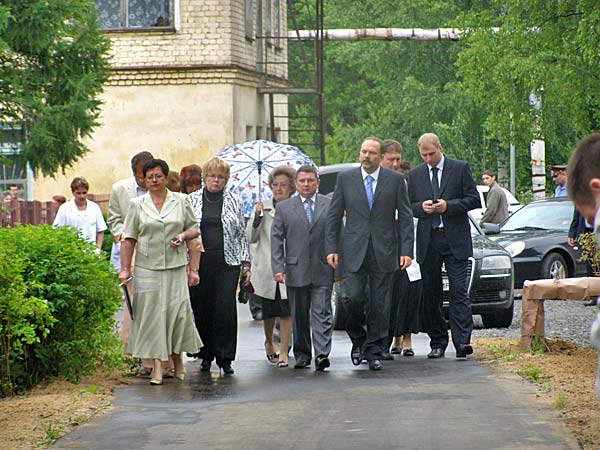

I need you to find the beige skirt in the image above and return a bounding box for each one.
[128,265,203,361]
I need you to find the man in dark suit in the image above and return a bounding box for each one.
[407,133,480,359]
[271,165,334,370]
[325,137,414,370]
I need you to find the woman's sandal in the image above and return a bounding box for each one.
[402,348,415,357]
[149,378,163,385]
[277,360,288,368]
[163,368,175,379]
[267,352,279,364]
[138,367,152,378]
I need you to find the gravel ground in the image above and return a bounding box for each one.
[472,295,599,347]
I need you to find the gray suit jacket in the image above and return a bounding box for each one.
[325,167,414,274]
[271,193,334,288]
[107,177,139,237]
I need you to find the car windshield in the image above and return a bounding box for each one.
[500,200,573,231]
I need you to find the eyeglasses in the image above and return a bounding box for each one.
[145,174,164,181]
[271,183,290,188]
[551,173,563,178]
[206,174,227,181]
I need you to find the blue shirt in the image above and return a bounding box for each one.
[554,184,568,197]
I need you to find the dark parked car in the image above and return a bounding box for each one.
[320,163,515,329]
[482,197,587,288]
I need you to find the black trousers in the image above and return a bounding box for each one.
[421,229,472,351]
[189,251,240,363]
[345,240,394,360]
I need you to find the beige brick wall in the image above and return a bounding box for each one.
[107,0,287,79]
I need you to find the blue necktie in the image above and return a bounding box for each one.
[365,175,374,210]
[305,198,313,225]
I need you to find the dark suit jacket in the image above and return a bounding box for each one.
[325,167,414,274]
[569,208,591,240]
[271,193,333,288]
[408,157,480,263]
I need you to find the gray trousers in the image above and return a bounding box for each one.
[287,284,333,363]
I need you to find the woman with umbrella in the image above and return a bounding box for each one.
[187,156,251,374]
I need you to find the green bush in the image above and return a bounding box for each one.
[0,225,122,394]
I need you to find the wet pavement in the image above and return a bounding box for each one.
[52,306,580,450]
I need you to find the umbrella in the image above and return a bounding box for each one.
[217,140,316,217]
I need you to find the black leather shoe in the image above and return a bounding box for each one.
[382,351,394,361]
[427,348,445,359]
[351,344,362,366]
[217,361,234,374]
[369,359,383,371]
[390,347,402,355]
[315,355,330,371]
[294,359,310,369]
[455,344,473,358]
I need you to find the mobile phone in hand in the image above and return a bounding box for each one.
[170,237,181,244]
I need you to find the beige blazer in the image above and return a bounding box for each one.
[124,191,199,271]
[107,177,139,237]
[246,198,287,300]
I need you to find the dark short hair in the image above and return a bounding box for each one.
[482,169,496,178]
[295,165,318,180]
[130,151,154,173]
[70,177,89,192]
[382,139,403,155]
[399,160,412,171]
[142,159,169,178]
[268,166,297,193]
[362,136,384,153]
[568,133,600,208]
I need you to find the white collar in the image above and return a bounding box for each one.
[428,154,445,172]
[361,166,381,181]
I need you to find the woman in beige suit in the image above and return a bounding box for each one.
[247,166,296,367]
[119,159,203,385]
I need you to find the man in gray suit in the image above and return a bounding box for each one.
[326,137,414,370]
[271,165,334,371]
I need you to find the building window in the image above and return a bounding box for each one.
[0,125,30,200]
[264,0,272,46]
[245,0,254,40]
[95,0,174,29]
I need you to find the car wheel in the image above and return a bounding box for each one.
[481,302,514,328]
[540,252,568,280]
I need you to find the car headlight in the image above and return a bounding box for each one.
[504,241,525,257]
[481,255,512,270]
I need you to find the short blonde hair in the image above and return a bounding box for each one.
[202,156,230,181]
[417,133,441,148]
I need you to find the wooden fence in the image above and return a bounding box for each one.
[0,194,110,227]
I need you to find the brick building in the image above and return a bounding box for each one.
[33,0,288,201]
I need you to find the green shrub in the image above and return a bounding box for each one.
[0,225,122,394]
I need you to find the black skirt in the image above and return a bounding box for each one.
[256,284,291,319]
[390,270,423,336]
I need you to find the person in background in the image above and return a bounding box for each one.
[107,151,156,377]
[9,184,23,201]
[398,160,412,177]
[167,171,181,192]
[566,132,600,398]
[247,166,296,367]
[380,140,422,359]
[480,169,509,225]
[1,191,13,226]
[187,157,251,375]
[180,164,202,194]
[53,177,107,253]
[118,158,202,385]
[552,165,568,197]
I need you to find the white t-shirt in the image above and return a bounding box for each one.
[53,198,107,244]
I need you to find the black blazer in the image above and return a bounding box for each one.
[408,157,480,263]
[325,167,414,274]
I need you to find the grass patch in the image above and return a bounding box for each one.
[555,395,566,409]
[516,365,542,382]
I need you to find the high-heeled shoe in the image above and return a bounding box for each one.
[149,378,163,385]
[218,361,234,374]
[175,371,185,381]
[200,359,212,371]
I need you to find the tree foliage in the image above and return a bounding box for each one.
[289,0,600,197]
[0,0,110,177]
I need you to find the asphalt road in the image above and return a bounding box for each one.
[52,305,580,450]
